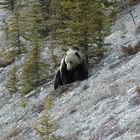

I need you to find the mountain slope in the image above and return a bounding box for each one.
[0,2,140,140]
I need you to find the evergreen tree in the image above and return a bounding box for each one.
[20,2,49,94]
[48,0,113,63]
[37,0,51,36]
[7,0,24,57]
[22,1,49,39]
[20,31,40,94]
[6,64,17,93]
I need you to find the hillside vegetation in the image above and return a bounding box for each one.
[0,0,140,140]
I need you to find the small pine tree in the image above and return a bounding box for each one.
[37,0,52,36]
[21,1,49,39]
[6,64,17,93]
[20,30,41,94]
[7,0,24,57]
[19,2,49,94]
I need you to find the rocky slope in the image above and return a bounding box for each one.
[0,2,140,140]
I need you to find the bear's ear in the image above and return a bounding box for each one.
[75,52,81,58]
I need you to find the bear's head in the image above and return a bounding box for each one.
[65,48,83,71]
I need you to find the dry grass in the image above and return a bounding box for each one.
[135,86,140,93]
[121,41,140,56]
[125,0,139,6]
[0,57,15,68]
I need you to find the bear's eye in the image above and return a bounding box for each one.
[69,61,73,64]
